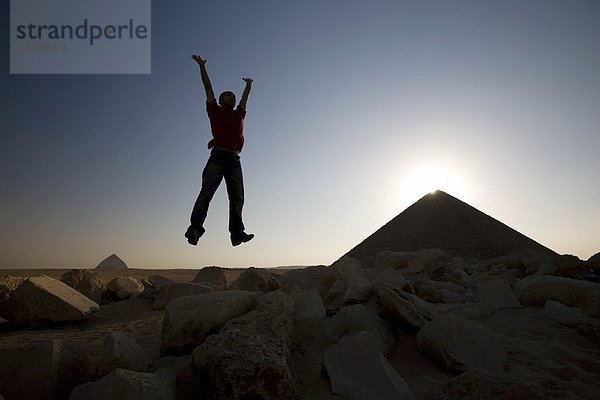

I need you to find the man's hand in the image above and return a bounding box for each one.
[192,55,214,102]
[239,78,253,111]
[191,55,207,66]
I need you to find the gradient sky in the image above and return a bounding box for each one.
[1,0,599,269]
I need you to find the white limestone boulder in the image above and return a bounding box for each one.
[230,267,281,293]
[191,290,298,399]
[60,269,105,304]
[193,266,227,290]
[106,277,144,300]
[161,290,259,355]
[417,312,507,373]
[514,275,600,317]
[152,282,213,310]
[323,331,413,400]
[98,332,151,378]
[70,368,176,400]
[0,275,99,326]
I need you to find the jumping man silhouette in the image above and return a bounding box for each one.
[185,55,254,247]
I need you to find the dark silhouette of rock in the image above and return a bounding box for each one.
[345,191,557,267]
[95,254,128,270]
[417,312,507,373]
[70,368,176,400]
[0,339,94,400]
[98,332,151,378]
[152,282,213,310]
[230,267,281,293]
[193,266,227,290]
[323,331,413,400]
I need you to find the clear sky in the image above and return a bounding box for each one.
[1,0,599,269]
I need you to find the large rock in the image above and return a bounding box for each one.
[331,256,364,282]
[0,275,26,303]
[0,275,99,326]
[278,265,333,294]
[417,312,507,373]
[95,253,128,270]
[325,304,395,354]
[152,282,213,310]
[553,254,585,277]
[542,300,600,328]
[427,369,546,400]
[475,278,520,311]
[161,290,259,355]
[323,331,413,400]
[192,290,298,399]
[230,267,281,293]
[60,269,105,304]
[342,277,375,305]
[514,275,600,317]
[0,339,94,400]
[587,251,600,270]
[106,277,144,300]
[98,333,151,378]
[193,266,227,290]
[374,283,436,329]
[374,269,410,291]
[289,288,325,321]
[70,368,176,400]
[374,251,412,271]
[148,275,174,289]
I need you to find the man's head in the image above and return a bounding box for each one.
[219,91,236,109]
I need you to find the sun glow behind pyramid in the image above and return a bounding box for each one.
[399,162,469,207]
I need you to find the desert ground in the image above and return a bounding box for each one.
[1,262,600,400]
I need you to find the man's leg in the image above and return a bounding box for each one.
[187,155,224,244]
[223,156,245,235]
[223,155,253,245]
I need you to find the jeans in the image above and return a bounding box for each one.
[190,148,245,236]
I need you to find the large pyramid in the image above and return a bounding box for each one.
[345,190,557,266]
[95,254,128,270]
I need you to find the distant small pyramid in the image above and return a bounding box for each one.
[95,254,128,270]
[345,190,557,266]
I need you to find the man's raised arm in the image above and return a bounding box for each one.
[191,55,215,103]
[238,77,253,111]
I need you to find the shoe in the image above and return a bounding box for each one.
[185,226,205,246]
[231,232,254,247]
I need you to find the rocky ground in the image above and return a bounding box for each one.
[1,251,600,400]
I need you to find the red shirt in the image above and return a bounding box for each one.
[206,100,246,152]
